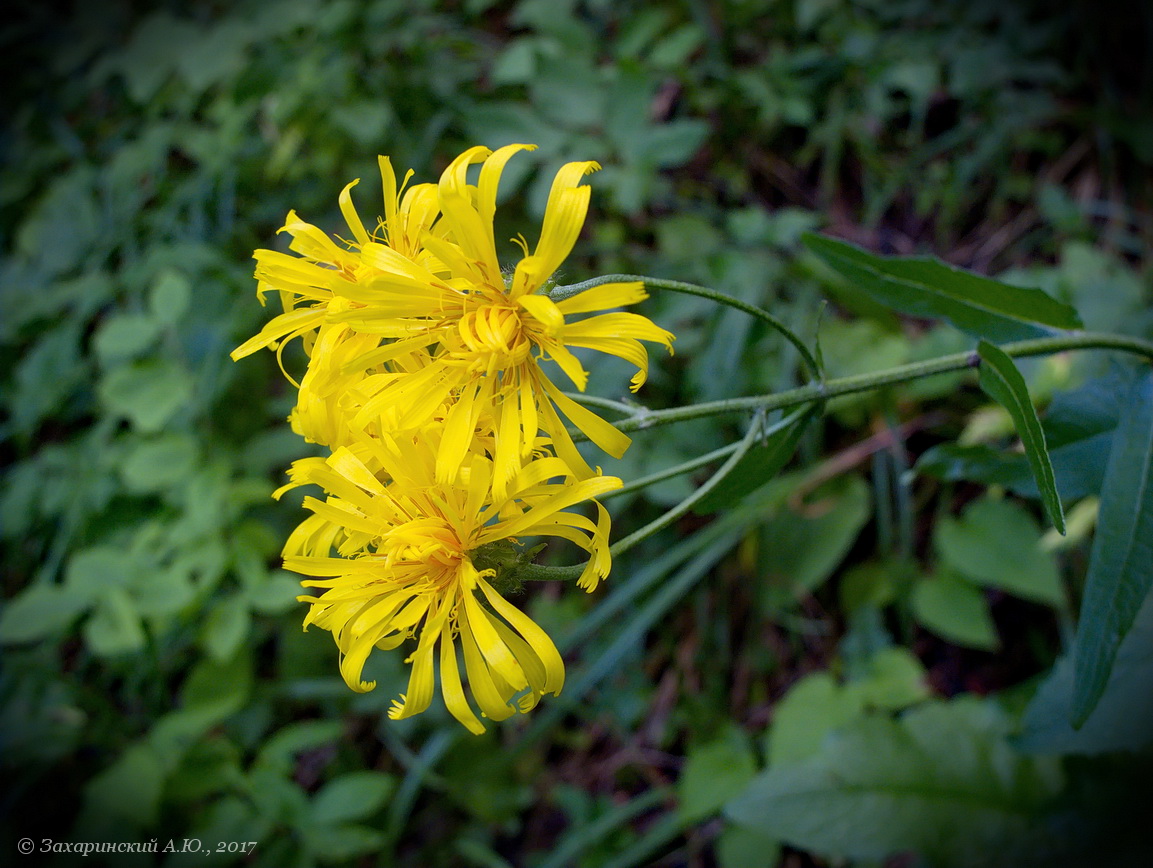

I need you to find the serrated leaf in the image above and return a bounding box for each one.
[977,340,1065,532]
[1071,371,1153,726]
[803,234,1082,342]
[693,411,812,514]
[311,771,396,825]
[912,575,999,651]
[728,699,1064,867]
[678,726,758,822]
[936,497,1064,606]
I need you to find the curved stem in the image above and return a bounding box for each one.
[608,411,764,557]
[570,332,1153,441]
[553,273,822,380]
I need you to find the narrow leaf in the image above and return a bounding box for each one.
[1071,371,1153,726]
[803,234,1082,342]
[977,340,1065,532]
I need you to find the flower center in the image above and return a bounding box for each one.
[449,304,534,371]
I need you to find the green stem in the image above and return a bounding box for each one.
[579,332,1153,440]
[608,411,764,556]
[525,331,1153,581]
[521,414,763,581]
[552,273,821,380]
[602,407,808,501]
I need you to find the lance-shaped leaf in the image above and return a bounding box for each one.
[1071,371,1153,727]
[803,234,1082,342]
[976,340,1065,533]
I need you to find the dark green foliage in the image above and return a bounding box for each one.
[2,1,1152,867]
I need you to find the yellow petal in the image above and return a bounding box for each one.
[554,281,648,315]
[338,178,370,247]
[478,578,565,695]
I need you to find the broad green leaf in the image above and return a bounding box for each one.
[1071,371,1153,726]
[766,672,864,767]
[912,575,999,651]
[693,410,812,514]
[977,340,1065,532]
[936,497,1064,606]
[1018,586,1153,754]
[312,771,397,825]
[728,699,1065,867]
[803,234,1082,342]
[83,587,147,657]
[65,545,133,597]
[678,726,758,822]
[98,359,194,433]
[0,583,92,643]
[760,474,871,602]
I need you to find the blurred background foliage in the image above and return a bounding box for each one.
[1,0,1151,865]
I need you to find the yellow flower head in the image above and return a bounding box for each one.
[278,429,620,734]
[332,144,675,492]
[230,158,445,447]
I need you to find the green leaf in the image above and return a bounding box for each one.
[678,726,758,822]
[92,313,161,362]
[716,824,781,868]
[83,587,147,657]
[727,699,1065,867]
[977,340,1065,532]
[81,743,166,829]
[846,647,931,711]
[0,583,92,643]
[760,475,871,601]
[99,359,194,433]
[256,721,346,775]
[307,824,387,863]
[803,234,1082,342]
[312,771,397,825]
[119,433,198,493]
[180,650,252,725]
[1071,371,1153,726]
[201,594,251,661]
[936,497,1064,606]
[692,410,812,514]
[766,672,864,767]
[148,268,192,325]
[1018,586,1153,754]
[912,575,999,651]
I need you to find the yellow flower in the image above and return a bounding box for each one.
[327,144,675,490]
[230,158,445,446]
[278,429,620,734]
